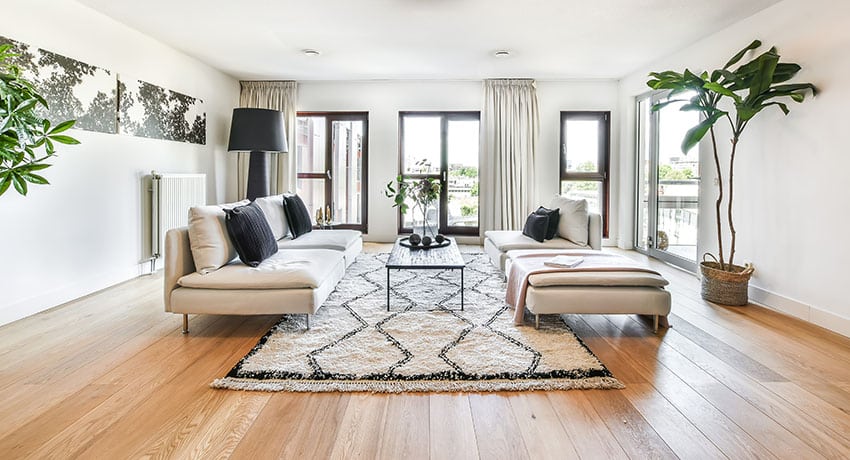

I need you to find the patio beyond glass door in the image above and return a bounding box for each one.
[635,93,700,271]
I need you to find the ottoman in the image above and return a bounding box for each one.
[505,250,672,332]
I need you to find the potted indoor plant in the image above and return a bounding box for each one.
[1,43,79,196]
[647,40,816,305]
[384,159,442,244]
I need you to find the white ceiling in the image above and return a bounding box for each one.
[77,0,781,81]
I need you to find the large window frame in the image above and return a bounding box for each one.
[398,111,480,236]
[295,111,369,233]
[560,111,611,238]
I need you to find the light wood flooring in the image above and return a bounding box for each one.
[1,245,850,459]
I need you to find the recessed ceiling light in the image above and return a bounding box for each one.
[493,50,511,58]
[302,49,321,56]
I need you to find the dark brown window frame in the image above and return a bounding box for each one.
[296,111,369,233]
[397,111,480,236]
[560,111,610,238]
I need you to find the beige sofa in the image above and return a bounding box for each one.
[163,195,362,333]
[485,212,603,272]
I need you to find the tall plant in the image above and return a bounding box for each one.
[0,44,79,197]
[647,40,816,271]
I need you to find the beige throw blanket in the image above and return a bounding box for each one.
[505,251,662,325]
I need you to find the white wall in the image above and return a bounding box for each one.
[0,0,239,326]
[297,79,620,244]
[617,0,850,336]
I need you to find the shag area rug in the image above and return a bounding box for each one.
[212,253,622,393]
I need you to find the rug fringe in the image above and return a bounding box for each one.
[210,376,624,393]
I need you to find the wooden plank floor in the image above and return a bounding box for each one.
[1,244,849,459]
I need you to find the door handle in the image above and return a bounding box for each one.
[442,170,447,181]
[326,170,332,180]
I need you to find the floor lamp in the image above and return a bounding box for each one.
[227,108,288,201]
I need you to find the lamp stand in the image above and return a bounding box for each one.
[246,150,269,201]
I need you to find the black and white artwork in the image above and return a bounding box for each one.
[118,77,206,145]
[0,36,117,134]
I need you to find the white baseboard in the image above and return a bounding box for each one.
[749,285,850,338]
[0,265,144,327]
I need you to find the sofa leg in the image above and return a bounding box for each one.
[535,314,540,329]
[305,314,310,330]
[182,314,189,334]
[653,315,659,334]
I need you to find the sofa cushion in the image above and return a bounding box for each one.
[277,229,361,251]
[534,206,560,240]
[485,230,587,252]
[283,193,313,238]
[548,195,589,246]
[187,200,249,275]
[253,194,290,240]
[224,202,278,267]
[178,249,344,290]
[522,213,549,243]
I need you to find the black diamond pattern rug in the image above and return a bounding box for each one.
[211,253,623,392]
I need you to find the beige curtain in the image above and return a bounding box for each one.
[236,81,298,199]
[479,79,540,235]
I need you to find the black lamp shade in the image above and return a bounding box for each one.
[227,108,288,152]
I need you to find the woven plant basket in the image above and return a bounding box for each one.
[699,254,754,306]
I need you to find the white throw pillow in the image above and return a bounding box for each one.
[253,194,290,240]
[548,195,589,246]
[187,200,249,274]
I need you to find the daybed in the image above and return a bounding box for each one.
[494,196,671,333]
[164,194,361,333]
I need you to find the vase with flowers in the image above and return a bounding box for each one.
[384,160,441,244]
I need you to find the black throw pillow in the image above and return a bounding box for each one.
[535,206,560,240]
[522,212,549,243]
[282,193,313,238]
[224,202,278,267]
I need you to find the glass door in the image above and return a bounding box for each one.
[636,92,700,271]
[295,112,368,231]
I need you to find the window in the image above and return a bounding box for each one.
[560,111,610,237]
[295,112,368,232]
[634,92,700,268]
[398,112,480,235]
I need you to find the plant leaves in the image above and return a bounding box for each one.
[48,134,80,145]
[48,119,75,134]
[723,39,762,70]
[681,112,725,154]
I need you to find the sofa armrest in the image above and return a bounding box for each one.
[164,227,196,311]
[588,213,603,250]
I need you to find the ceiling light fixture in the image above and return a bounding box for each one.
[493,50,511,58]
[302,49,321,56]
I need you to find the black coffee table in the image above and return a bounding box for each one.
[385,237,466,311]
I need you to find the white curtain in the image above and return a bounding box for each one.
[480,79,540,235]
[236,81,298,199]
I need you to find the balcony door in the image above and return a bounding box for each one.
[635,93,700,271]
[295,112,368,232]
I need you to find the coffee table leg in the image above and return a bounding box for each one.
[386,268,390,311]
[461,268,464,311]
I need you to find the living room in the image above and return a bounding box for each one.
[2,0,849,458]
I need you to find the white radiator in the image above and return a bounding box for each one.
[151,171,206,260]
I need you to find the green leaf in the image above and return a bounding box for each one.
[723,40,762,70]
[21,172,49,185]
[11,173,27,195]
[0,174,11,196]
[703,82,738,100]
[650,99,685,112]
[49,134,80,145]
[49,119,75,134]
[681,112,725,154]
